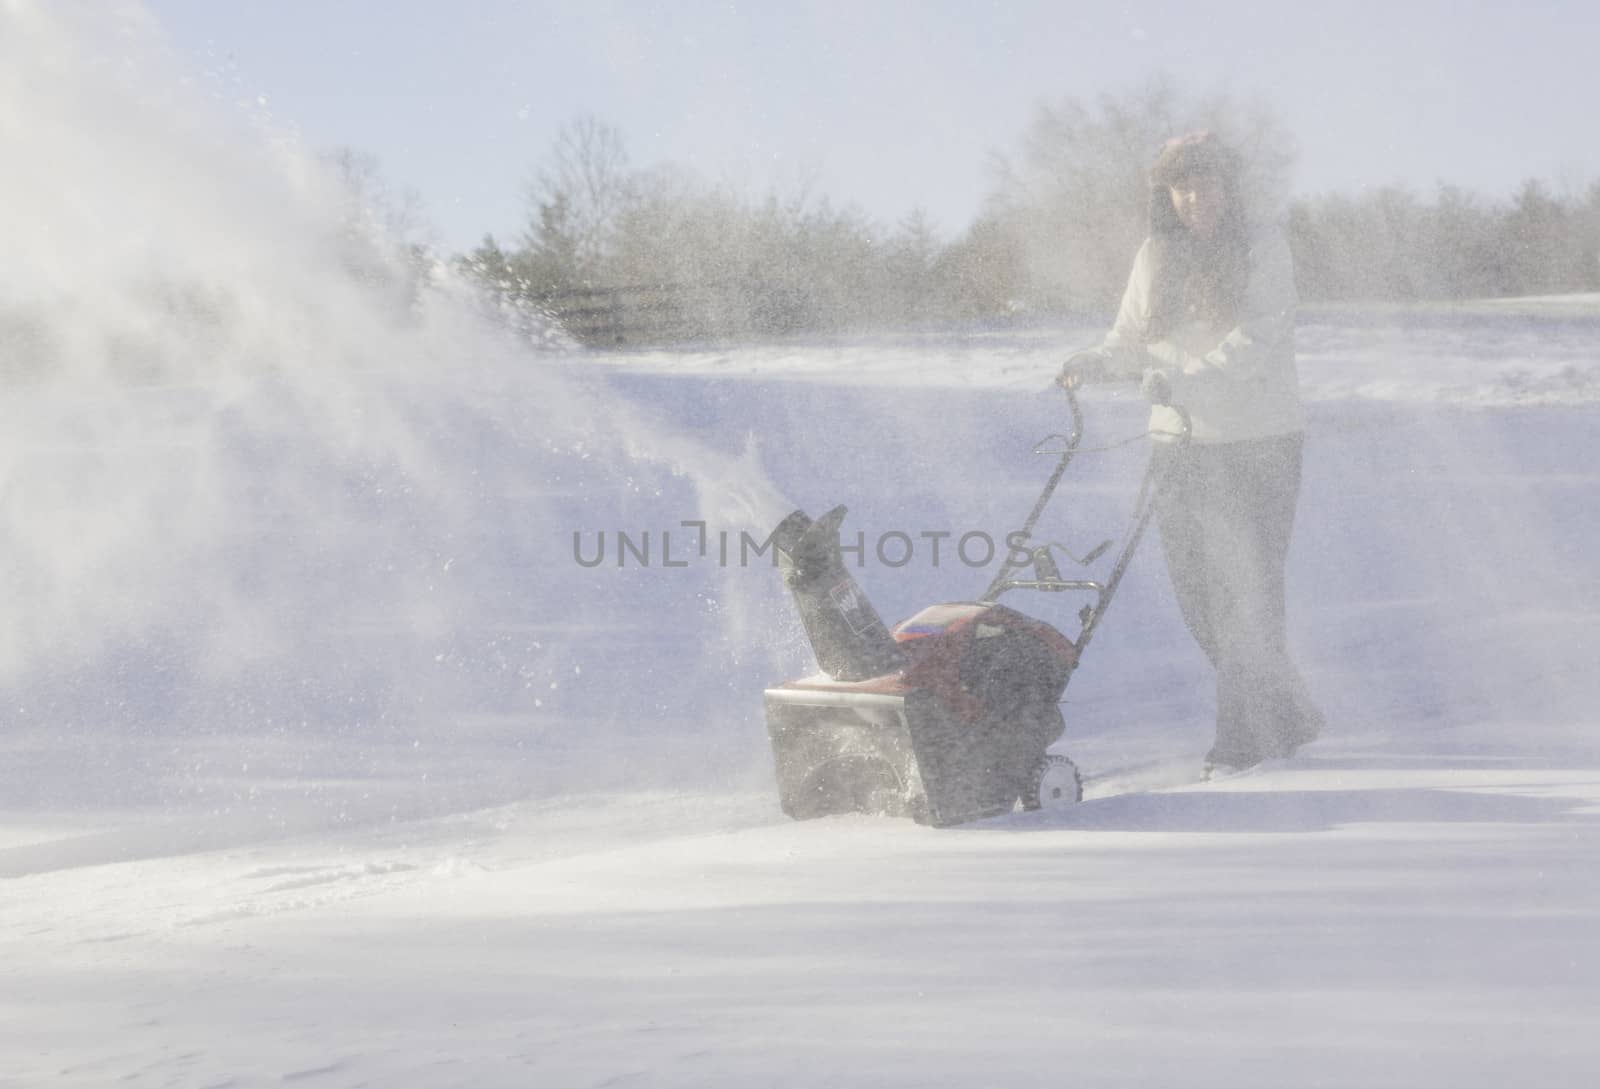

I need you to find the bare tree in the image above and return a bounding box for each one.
[323,146,429,246]
[319,147,433,313]
[526,116,637,279]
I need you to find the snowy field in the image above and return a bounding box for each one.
[6,319,1599,1089]
[5,9,1600,1089]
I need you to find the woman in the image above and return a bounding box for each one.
[1063,131,1322,774]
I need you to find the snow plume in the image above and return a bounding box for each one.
[1326,404,1599,756]
[0,5,792,812]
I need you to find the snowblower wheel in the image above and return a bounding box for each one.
[1021,753,1083,811]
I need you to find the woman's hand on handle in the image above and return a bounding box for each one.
[1140,368,1173,406]
[1057,348,1111,390]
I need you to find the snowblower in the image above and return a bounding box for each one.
[763,386,1189,827]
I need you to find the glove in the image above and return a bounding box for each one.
[1058,348,1110,390]
[1140,368,1173,406]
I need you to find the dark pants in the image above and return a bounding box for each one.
[1154,433,1323,766]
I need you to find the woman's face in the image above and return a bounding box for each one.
[1167,172,1226,238]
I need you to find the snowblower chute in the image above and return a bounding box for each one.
[763,387,1187,826]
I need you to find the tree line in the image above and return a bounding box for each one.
[455,85,1600,347]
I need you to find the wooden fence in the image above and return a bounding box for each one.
[546,282,736,347]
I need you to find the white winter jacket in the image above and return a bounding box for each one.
[1102,221,1305,445]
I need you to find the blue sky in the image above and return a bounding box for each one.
[144,1,1598,252]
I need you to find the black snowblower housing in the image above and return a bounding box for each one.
[763,387,1187,826]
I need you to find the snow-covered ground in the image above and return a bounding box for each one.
[8,763,1600,1088]
[8,341,1598,1088]
[4,8,1600,1088]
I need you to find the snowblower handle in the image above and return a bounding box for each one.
[1060,381,1085,440]
[977,385,1084,602]
[1016,383,1084,541]
[980,383,1192,650]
